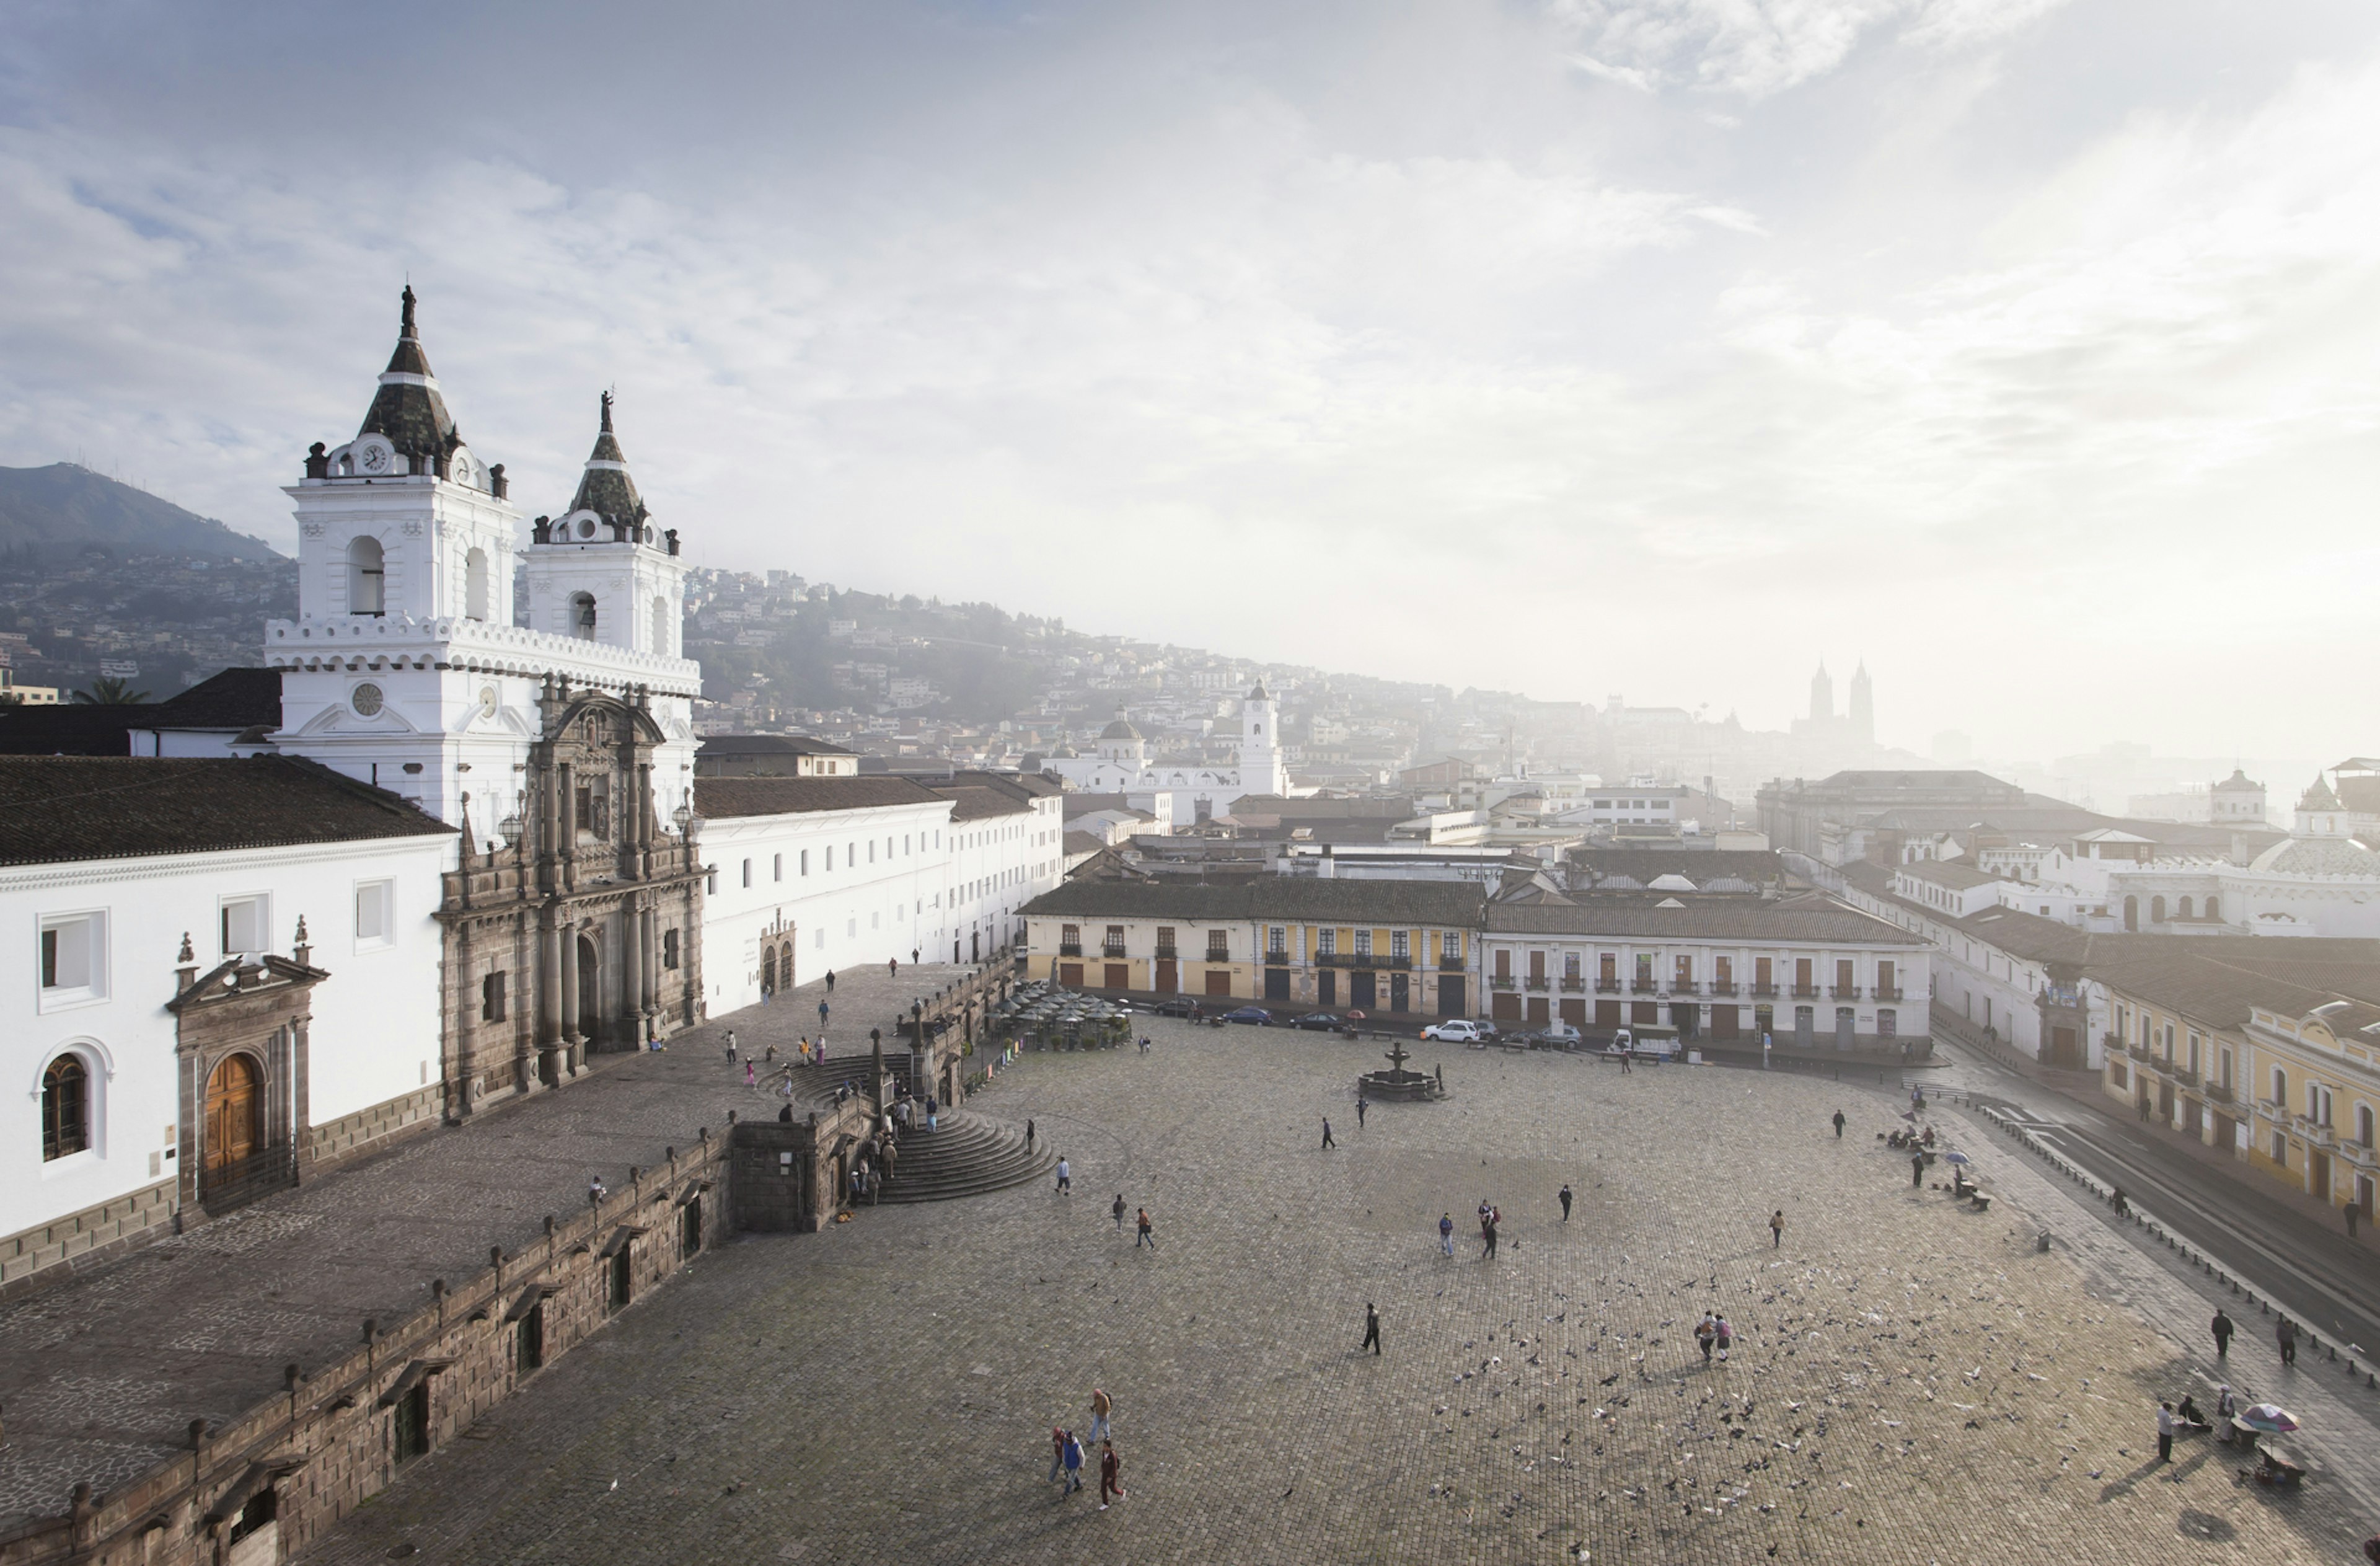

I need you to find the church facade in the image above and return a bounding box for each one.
[266,292,708,1118]
[1041,683,1290,821]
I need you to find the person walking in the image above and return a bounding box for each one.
[1559,1183,1573,1221]
[1714,1314,1734,1363]
[2350,1203,2362,1241]
[1361,1302,1382,1356]
[2210,1307,2234,1359]
[1770,1210,1785,1249]
[1135,1207,1155,1249]
[1098,1441,1125,1510]
[1481,1208,1499,1259]
[2276,1314,2298,1366]
[1056,1156,1072,1194]
[818,999,831,1029]
[2214,1384,2239,1443]
[1088,1387,1112,1444]
[1321,1117,1337,1150]
[1139,1033,1150,1054]
[1060,1430,1085,1494]
[2156,1400,2177,1463]
[1113,1193,1128,1229]
[1047,1426,1069,1485]
[825,969,837,993]
[744,1059,756,1087]
[1695,1314,1717,1364]
[1026,1117,1036,1150]
[1911,1152,1925,1188]
[724,1030,739,1064]
[889,957,899,978]
[1356,1095,1368,1129]
[588,1174,607,1204]
[1439,1212,1455,1255]
[1832,1109,1846,1139]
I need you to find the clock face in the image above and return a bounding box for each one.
[361,445,390,473]
[478,686,499,719]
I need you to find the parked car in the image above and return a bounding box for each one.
[1529,1022,1585,1049]
[1222,1006,1274,1026]
[1145,997,1204,1019]
[1289,1012,1354,1033]
[1421,1019,1489,1043]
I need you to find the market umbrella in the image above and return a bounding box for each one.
[1942,1151,1972,1166]
[2238,1404,2299,1434]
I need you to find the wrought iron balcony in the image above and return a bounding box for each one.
[1708,981,1737,996]
[1057,943,1083,957]
[1155,945,1179,960]
[1317,953,1411,970]
[1439,957,1467,971]
[1750,984,1779,998]
[2203,1081,2234,1104]
[1830,984,1861,999]
[1559,976,1585,991]
[1595,980,1621,993]
[1525,976,1551,990]
[1631,980,1659,993]
[1489,975,1518,990]
[1872,986,1902,1001]
[1791,986,1820,999]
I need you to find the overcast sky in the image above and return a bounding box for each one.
[2,1,2376,759]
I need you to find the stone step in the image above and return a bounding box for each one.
[871,1116,1052,1205]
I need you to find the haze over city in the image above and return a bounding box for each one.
[4,0,2378,758]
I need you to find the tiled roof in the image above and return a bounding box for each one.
[697,733,857,758]
[693,776,947,819]
[146,667,283,731]
[0,756,452,867]
[0,704,161,756]
[1895,859,2005,890]
[2090,939,2380,1028]
[1486,896,1927,946]
[565,394,647,528]
[358,288,461,462]
[1023,875,1487,926]
[934,784,1032,821]
[1573,848,1783,881]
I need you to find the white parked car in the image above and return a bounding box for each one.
[1421,1019,1490,1043]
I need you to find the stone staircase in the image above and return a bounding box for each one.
[790,1053,1052,1203]
[875,1115,1052,1205]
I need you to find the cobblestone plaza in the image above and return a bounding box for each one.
[301,1012,2373,1566]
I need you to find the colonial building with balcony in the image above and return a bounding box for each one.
[1021,878,1484,1015]
[1480,893,1929,1046]
[2095,940,2380,1221]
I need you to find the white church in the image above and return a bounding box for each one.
[1041,683,1292,822]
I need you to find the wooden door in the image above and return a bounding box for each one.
[1154,960,1178,994]
[1204,969,1233,997]
[205,1054,262,1174]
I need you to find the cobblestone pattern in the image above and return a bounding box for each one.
[0,961,982,1533]
[298,1029,2374,1566]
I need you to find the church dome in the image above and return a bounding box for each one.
[1100,715,1143,741]
[356,286,463,466]
[1247,679,1271,701]
[2250,834,2380,877]
[560,392,650,536]
[2299,775,2344,813]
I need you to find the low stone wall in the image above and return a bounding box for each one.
[305,1082,444,1172]
[0,1179,178,1301]
[0,1134,733,1566]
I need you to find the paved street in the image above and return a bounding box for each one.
[0,960,975,1530]
[300,1023,2378,1565]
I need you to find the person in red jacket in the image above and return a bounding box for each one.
[1098,1441,1126,1509]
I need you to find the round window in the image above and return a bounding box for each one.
[351,683,384,717]
[577,516,597,539]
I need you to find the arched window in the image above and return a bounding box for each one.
[347,536,386,615]
[42,1054,89,1161]
[2123,895,2138,931]
[2205,895,2220,921]
[2357,1104,2374,1149]
[465,547,491,621]
[2149,895,2166,924]
[2177,896,2193,920]
[2273,1067,2288,1108]
[651,595,670,655]
[570,592,597,640]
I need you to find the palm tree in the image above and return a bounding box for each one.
[73,676,151,705]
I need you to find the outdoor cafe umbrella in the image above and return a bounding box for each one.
[1942,1151,1972,1166]
[2239,1404,2300,1434]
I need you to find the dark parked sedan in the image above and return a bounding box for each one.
[1221,1006,1274,1026]
[1289,1012,1354,1033]
[1145,997,1204,1018]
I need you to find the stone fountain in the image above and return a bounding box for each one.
[1357,1035,1443,1101]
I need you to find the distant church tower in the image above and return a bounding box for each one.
[1809,663,1834,724]
[1239,680,1287,795]
[1848,660,1874,746]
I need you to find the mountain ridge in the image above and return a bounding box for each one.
[0,462,281,562]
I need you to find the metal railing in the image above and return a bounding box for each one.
[1489,975,1518,990]
[1595,980,1621,993]
[1057,944,1083,957]
[1709,981,1737,996]
[1872,986,1902,1001]
[1831,984,1861,999]
[1559,976,1585,991]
